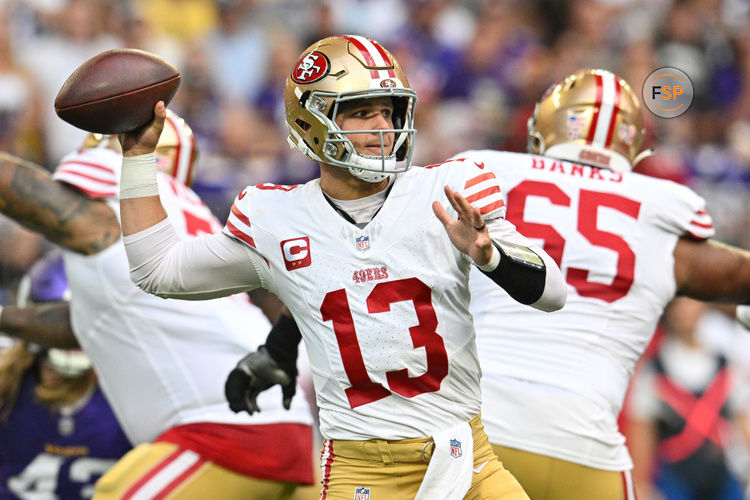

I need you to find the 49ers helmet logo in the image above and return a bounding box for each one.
[291,51,330,84]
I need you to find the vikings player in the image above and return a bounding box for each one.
[0,252,131,499]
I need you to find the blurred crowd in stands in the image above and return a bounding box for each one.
[1,0,749,296]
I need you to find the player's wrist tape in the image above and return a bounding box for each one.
[120,153,159,199]
[480,241,546,305]
[476,245,500,272]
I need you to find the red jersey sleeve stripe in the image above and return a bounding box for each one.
[685,230,707,240]
[225,221,256,248]
[465,185,501,204]
[689,219,713,230]
[54,168,118,185]
[478,199,505,215]
[58,159,116,174]
[230,204,252,227]
[464,172,496,189]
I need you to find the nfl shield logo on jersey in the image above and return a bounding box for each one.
[354,486,371,500]
[450,438,462,458]
[355,235,370,251]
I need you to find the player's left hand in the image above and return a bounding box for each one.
[224,347,292,415]
[432,185,493,266]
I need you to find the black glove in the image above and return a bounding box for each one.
[224,313,302,415]
[225,346,292,414]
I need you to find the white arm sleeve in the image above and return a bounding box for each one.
[485,218,567,312]
[123,218,263,299]
[738,305,750,330]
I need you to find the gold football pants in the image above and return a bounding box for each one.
[493,445,636,500]
[318,414,529,499]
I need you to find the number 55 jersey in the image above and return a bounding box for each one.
[462,150,714,471]
[224,159,518,441]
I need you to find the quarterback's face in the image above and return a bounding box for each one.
[335,97,395,157]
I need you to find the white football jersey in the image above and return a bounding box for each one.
[460,150,714,470]
[223,159,508,440]
[52,147,312,444]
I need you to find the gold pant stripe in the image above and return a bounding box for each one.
[93,442,302,500]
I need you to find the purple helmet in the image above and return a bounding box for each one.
[17,252,70,306]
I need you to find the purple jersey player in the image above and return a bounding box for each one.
[0,252,130,499]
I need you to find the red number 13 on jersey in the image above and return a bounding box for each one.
[320,278,449,409]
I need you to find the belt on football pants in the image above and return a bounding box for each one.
[329,414,483,465]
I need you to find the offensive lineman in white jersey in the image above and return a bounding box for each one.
[117,35,567,499]
[0,112,317,499]
[459,69,750,500]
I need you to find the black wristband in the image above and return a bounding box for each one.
[481,242,546,305]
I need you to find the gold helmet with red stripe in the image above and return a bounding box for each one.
[284,35,417,183]
[528,69,649,173]
[81,110,198,186]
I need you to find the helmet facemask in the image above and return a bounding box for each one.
[289,88,416,183]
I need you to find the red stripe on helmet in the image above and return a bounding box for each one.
[604,77,621,147]
[343,35,377,66]
[342,35,397,78]
[369,39,397,77]
[586,74,603,144]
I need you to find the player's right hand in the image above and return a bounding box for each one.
[224,346,294,415]
[118,101,166,157]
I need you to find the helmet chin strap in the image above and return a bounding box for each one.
[347,154,396,183]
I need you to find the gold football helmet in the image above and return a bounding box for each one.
[82,110,198,186]
[284,35,417,183]
[528,69,649,173]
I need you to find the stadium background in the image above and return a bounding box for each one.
[0,0,749,494]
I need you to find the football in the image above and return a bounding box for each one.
[54,48,181,134]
